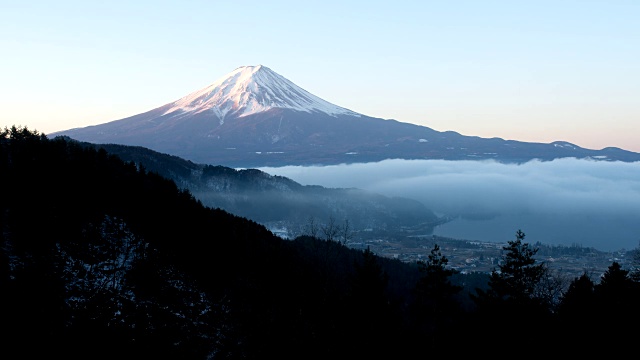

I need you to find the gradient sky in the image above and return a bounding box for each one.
[1,0,638,152]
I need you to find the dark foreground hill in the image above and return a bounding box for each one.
[3,126,640,358]
[1,126,454,358]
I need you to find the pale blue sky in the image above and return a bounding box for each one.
[1,0,639,152]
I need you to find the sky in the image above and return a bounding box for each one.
[259,158,640,252]
[1,1,639,152]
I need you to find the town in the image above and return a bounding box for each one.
[348,231,636,280]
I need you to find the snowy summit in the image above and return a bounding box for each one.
[163,65,361,121]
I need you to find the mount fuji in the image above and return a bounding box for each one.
[51,65,640,167]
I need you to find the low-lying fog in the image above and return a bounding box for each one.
[259,158,640,252]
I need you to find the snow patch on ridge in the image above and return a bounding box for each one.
[163,65,361,119]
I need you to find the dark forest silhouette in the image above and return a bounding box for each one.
[2,126,639,358]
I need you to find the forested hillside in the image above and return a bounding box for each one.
[2,126,639,358]
[65,139,441,237]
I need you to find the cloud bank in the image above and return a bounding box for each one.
[259,158,640,252]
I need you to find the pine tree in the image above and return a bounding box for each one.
[412,244,462,346]
[592,262,640,345]
[557,272,595,336]
[485,229,548,303]
[559,272,595,314]
[346,246,394,358]
[414,244,462,313]
[470,230,554,344]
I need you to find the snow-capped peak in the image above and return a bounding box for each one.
[163,65,361,119]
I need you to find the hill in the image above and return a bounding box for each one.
[0,126,447,358]
[66,139,443,238]
[4,126,640,357]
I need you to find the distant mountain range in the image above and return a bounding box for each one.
[49,65,640,168]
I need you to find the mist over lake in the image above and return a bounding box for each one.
[259,158,640,252]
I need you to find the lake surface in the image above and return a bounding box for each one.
[432,212,640,252]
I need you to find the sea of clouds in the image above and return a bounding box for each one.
[259,158,640,252]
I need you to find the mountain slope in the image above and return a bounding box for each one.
[73,140,441,238]
[50,65,640,167]
[1,126,433,358]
